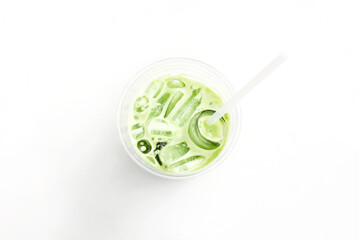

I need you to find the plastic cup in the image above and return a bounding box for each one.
[118,58,241,179]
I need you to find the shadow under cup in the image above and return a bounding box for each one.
[118,58,241,179]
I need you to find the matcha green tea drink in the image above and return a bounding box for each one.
[129,75,229,173]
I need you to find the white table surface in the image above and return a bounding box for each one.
[1,0,358,239]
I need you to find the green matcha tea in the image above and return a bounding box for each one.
[129,75,229,173]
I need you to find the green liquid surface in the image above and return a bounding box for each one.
[129,75,229,173]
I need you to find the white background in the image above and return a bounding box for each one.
[1,0,358,239]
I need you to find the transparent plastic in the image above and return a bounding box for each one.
[118,58,241,179]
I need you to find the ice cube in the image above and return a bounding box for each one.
[167,155,205,173]
[159,142,190,164]
[150,130,173,137]
[148,119,175,137]
[131,123,144,139]
[167,79,185,88]
[171,88,202,126]
[172,98,201,126]
[145,81,164,98]
[133,96,149,113]
[145,92,170,125]
[164,91,184,118]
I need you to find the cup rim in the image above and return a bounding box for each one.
[117,57,241,179]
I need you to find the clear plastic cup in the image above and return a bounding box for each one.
[118,58,241,179]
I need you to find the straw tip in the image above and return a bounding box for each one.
[207,114,218,126]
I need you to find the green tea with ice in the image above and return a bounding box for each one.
[130,76,229,173]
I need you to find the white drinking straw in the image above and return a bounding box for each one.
[207,53,288,125]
